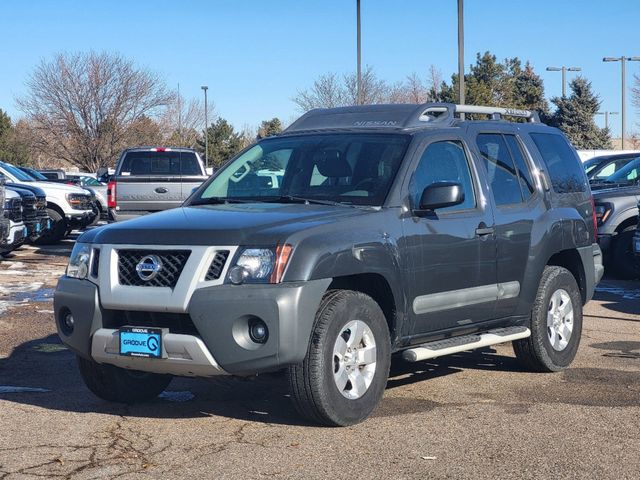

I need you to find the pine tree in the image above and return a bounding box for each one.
[257,118,283,139]
[197,118,244,169]
[550,77,611,149]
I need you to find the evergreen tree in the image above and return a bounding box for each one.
[257,118,283,139]
[0,109,30,165]
[550,77,611,149]
[197,118,244,169]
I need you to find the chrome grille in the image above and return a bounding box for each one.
[205,250,230,281]
[22,197,37,221]
[4,198,23,222]
[36,197,47,219]
[117,249,191,288]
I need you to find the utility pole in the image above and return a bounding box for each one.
[595,111,619,131]
[603,56,640,149]
[356,0,362,105]
[457,0,464,109]
[201,85,209,169]
[546,66,581,98]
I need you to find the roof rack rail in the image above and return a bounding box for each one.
[408,103,540,127]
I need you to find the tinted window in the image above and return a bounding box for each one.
[606,157,640,183]
[409,140,475,212]
[504,135,535,200]
[476,134,523,205]
[119,151,201,176]
[530,133,586,193]
[196,134,410,206]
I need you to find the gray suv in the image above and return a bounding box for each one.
[54,103,603,426]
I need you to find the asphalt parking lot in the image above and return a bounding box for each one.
[0,239,638,479]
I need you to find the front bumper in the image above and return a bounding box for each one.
[1,223,27,249]
[66,210,97,229]
[54,276,331,376]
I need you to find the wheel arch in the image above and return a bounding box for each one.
[547,249,587,304]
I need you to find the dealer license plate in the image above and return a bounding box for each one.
[119,327,162,358]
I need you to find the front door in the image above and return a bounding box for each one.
[401,136,497,336]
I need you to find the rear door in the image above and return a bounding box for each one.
[470,126,544,318]
[400,134,498,336]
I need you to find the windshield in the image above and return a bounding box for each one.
[605,157,640,183]
[588,156,638,180]
[23,168,49,181]
[0,162,34,182]
[190,133,410,206]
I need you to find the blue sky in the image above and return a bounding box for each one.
[1,0,639,136]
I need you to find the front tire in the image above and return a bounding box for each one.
[611,227,640,279]
[289,290,391,426]
[34,208,67,245]
[77,356,172,403]
[513,266,583,372]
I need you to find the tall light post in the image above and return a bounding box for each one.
[356,0,362,105]
[201,85,209,169]
[457,0,464,108]
[545,66,581,98]
[603,56,640,149]
[596,111,619,131]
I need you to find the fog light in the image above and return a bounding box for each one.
[248,319,268,344]
[229,266,249,285]
[60,311,74,336]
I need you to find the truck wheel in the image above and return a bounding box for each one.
[513,266,583,372]
[611,227,640,279]
[77,356,172,403]
[289,290,390,426]
[34,208,67,245]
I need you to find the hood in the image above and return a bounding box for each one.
[5,183,45,198]
[16,180,89,195]
[592,184,640,200]
[81,203,371,246]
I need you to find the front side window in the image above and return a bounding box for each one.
[408,140,476,212]
[192,133,410,206]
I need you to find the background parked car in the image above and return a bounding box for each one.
[583,153,639,182]
[1,189,26,256]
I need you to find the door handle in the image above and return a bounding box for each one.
[475,226,495,236]
[155,187,168,194]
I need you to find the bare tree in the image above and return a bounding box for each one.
[427,65,443,98]
[17,51,174,171]
[158,92,214,148]
[293,73,346,111]
[343,67,389,105]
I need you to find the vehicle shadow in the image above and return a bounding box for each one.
[592,279,640,317]
[0,333,523,426]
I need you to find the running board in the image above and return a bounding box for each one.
[402,326,531,362]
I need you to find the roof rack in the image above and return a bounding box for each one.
[283,102,541,134]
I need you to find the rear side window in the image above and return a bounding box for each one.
[118,151,201,176]
[476,134,524,206]
[529,133,586,193]
[504,135,536,201]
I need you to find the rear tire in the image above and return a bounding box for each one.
[77,356,172,403]
[611,227,640,280]
[289,290,391,426]
[513,266,583,372]
[34,208,67,245]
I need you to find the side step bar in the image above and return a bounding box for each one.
[402,326,531,362]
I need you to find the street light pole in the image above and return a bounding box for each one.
[457,0,465,108]
[603,56,640,149]
[201,85,209,169]
[596,111,619,131]
[356,0,362,105]
[546,66,581,98]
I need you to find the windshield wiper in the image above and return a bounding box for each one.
[259,195,354,207]
[192,197,255,205]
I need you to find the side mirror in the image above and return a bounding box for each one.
[414,182,464,215]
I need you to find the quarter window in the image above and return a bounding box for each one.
[409,140,475,212]
[530,133,587,193]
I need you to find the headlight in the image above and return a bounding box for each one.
[228,245,292,284]
[67,243,92,279]
[594,203,613,226]
[66,193,88,210]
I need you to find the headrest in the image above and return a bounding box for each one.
[314,149,352,177]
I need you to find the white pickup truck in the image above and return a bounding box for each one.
[0,161,96,243]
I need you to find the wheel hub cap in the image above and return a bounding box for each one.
[332,320,377,400]
[547,289,574,352]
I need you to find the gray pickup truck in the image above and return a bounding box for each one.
[107,147,208,222]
